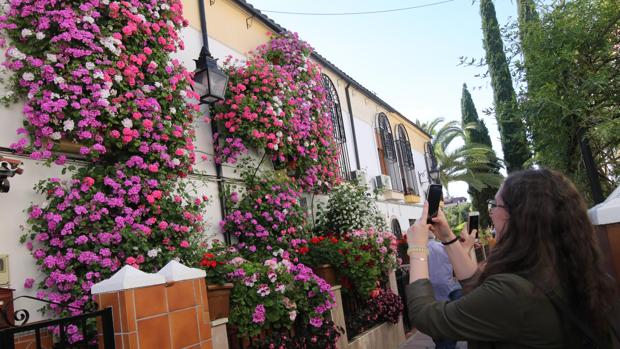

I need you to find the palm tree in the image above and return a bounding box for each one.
[416,117,503,194]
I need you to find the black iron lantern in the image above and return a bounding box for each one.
[194,47,228,105]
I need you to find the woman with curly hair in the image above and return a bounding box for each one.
[406,169,618,348]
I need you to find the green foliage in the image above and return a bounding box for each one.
[314,181,386,236]
[461,84,501,228]
[480,0,531,172]
[511,0,620,201]
[416,117,503,194]
[444,202,472,236]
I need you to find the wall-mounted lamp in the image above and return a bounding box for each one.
[195,0,228,105]
[0,156,24,193]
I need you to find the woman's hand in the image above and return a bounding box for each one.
[460,224,476,252]
[429,208,454,242]
[407,202,432,247]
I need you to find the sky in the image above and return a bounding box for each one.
[247,0,518,199]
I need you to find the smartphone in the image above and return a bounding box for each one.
[426,184,443,224]
[468,211,480,238]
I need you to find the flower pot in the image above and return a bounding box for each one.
[313,264,339,286]
[207,283,234,320]
[43,138,85,155]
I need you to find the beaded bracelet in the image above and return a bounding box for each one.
[407,245,429,256]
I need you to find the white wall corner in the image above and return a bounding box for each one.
[157,260,206,283]
[589,185,620,226]
[91,265,166,295]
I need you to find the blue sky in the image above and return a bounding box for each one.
[247,0,518,198]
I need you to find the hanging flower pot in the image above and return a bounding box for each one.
[55,139,84,154]
[207,283,234,320]
[312,264,339,286]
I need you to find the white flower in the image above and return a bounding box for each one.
[93,71,104,80]
[179,90,187,97]
[21,29,33,37]
[63,119,75,131]
[276,131,282,138]
[170,107,177,114]
[99,89,110,99]
[21,72,34,81]
[46,54,57,62]
[83,16,95,24]
[50,132,62,140]
[114,75,123,82]
[122,118,133,128]
[35,32,46,40]
[147,248,160,258]
[160,3,170,10]
[51,93,60,99]
[273,144,279,151]
[8,48,26,60]
[172,158,181,166]
[101,0,109,4]
[54,76,65,85]
[289,311,297,321]
[85,62,96,70]
[154,82,162,88]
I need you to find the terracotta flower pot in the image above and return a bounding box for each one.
[43,138,85,155]
[207,283,234,320]
[313,264,339,286]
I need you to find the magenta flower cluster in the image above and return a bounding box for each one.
[213,32,342,192]
[222,173,308,255]
[0,0,199,175]
[227,256,335,338]
[23,165,207,315]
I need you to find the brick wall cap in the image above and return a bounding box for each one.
[157,260,206,282]
[589,185,620,225]
[90,265,166,294]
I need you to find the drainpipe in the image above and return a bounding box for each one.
[198,0,229,243]
[345,83,361,170]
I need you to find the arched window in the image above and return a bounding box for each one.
[396,124,419,196]
[321,74,351,180]
[391,218,402,239]
[376,113,403,192]
[391,218,408,263]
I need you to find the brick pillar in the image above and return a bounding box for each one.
[329,285,348,348]
[92,261,216,349]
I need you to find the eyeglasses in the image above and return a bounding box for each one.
[487,199,507,212]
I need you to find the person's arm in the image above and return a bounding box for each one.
[407,203,430,283]
[430,210,478,280]
[406,274,525,342]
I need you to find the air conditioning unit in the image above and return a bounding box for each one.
[350,169,367,185]
[374,175,392,191]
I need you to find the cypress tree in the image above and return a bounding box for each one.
[461,84,499,228]
[517,0,540,89]
[480,0,530,173]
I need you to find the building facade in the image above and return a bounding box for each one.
[0,0,431,321]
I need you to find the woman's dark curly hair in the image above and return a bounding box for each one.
[478,169,616,328]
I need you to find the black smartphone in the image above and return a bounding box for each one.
[468,211,480,238]
[426,184,443,224]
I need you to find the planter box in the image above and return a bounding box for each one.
[381,190,404,202]
[207,283,234,320]
[404,194,420,204]
[312,264,339,286]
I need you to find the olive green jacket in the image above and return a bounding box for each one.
[406,273,568,349]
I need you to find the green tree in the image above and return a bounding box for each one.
[416,117,503,197]
[480,0,531,173]
[512,0,620,202]
[461,84,501,228]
